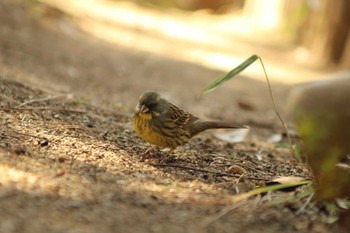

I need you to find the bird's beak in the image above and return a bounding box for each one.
[140,104,149,113]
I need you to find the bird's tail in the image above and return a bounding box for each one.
[190,120,248,136]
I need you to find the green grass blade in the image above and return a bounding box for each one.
[200,54,259,95]
[231,180,312,203]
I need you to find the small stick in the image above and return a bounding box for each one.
[295,192,314,215]
[0,106,87,114]
[0,94,20,104]
[15,95,65,108]
[3,130,47,140]
[151,163,270,181]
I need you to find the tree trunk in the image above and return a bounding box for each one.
[300,0,350,66]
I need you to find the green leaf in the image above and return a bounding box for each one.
[200,54,259,95]
[231,180,312,203]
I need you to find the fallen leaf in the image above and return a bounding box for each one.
[271,176,305,184]
[336,198,350,210]
[266,176,309,192]
[267,133,282,143]
[214,128,249,143]
[226,165,247,175]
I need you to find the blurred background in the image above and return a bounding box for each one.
[113,0,350,69]
[1,0,349,119]
[41,0,350,82]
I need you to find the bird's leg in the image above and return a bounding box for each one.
[139,146,159,160]
[144,146,158,154]
[158,148,175,164]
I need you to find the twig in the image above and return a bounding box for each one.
[242,163,261,173]
[0,94,20,104]
[0,106,87,114]
[151,163,270,181]
[15,95,65,108]
[2,130,48,140]
[295,192,314,215]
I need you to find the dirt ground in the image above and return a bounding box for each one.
[0,1,346,233]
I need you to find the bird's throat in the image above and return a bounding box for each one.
[139,112,153,120]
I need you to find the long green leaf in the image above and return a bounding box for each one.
[200,54,259,95]
[231,180,312,203]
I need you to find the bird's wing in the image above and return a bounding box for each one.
[168,103,199,128]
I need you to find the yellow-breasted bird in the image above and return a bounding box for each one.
[133,90,247,150]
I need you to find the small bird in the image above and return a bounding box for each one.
[133,90,247,151]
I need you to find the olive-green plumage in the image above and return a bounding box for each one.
[133,90,247,149]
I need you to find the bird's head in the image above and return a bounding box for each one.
[135,90,166,117]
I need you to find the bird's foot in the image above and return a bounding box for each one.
[157,149,176,164]
[139,146,159,161]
